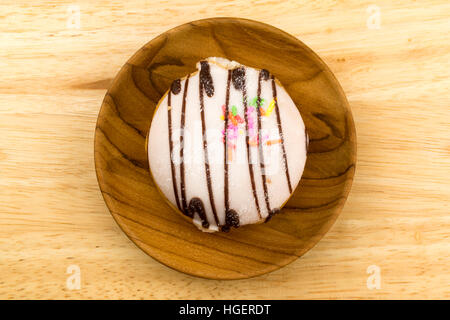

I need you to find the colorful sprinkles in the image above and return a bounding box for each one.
[221,95,277,160]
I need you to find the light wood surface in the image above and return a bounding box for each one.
[95,17,356,280]
[0,0,449,299]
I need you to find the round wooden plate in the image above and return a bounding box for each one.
[94,18,356,280]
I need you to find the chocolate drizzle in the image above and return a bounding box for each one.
[221,209,240,232]
[199,62,219,226]
[231,67,246,90]
[170,79,181,94]
[199,61,214,97]
[237,67,262,219]
[179,75,190,213]
[167,86,181,211]
[265,207,280,223]
[226,209,240,227]
[188,197,209,228]
[260,69,270,81]
[256,71,272,214]
[162,62,298,231]
[224,70,232,213]
[272,76,293,194]
[221,69,242,232]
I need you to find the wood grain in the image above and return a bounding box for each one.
[94,18,356,279]
[0,0,449,298]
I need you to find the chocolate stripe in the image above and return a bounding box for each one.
[167,89,181,211]
[224,70,232,212]
[179,76,190,213]
[256,71,271,214]
[271,76,293,193]
[235,67,262,219]
[188,197,209,228]
[199,62,219,226]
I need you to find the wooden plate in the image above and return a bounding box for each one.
[94,18,356,280]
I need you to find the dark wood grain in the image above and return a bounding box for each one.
[94,18,356,279]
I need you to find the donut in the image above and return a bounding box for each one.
[147,57,308,232]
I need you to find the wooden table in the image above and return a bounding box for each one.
[1,0,448,299]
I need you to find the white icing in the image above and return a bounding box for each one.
[148,57,308,232]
